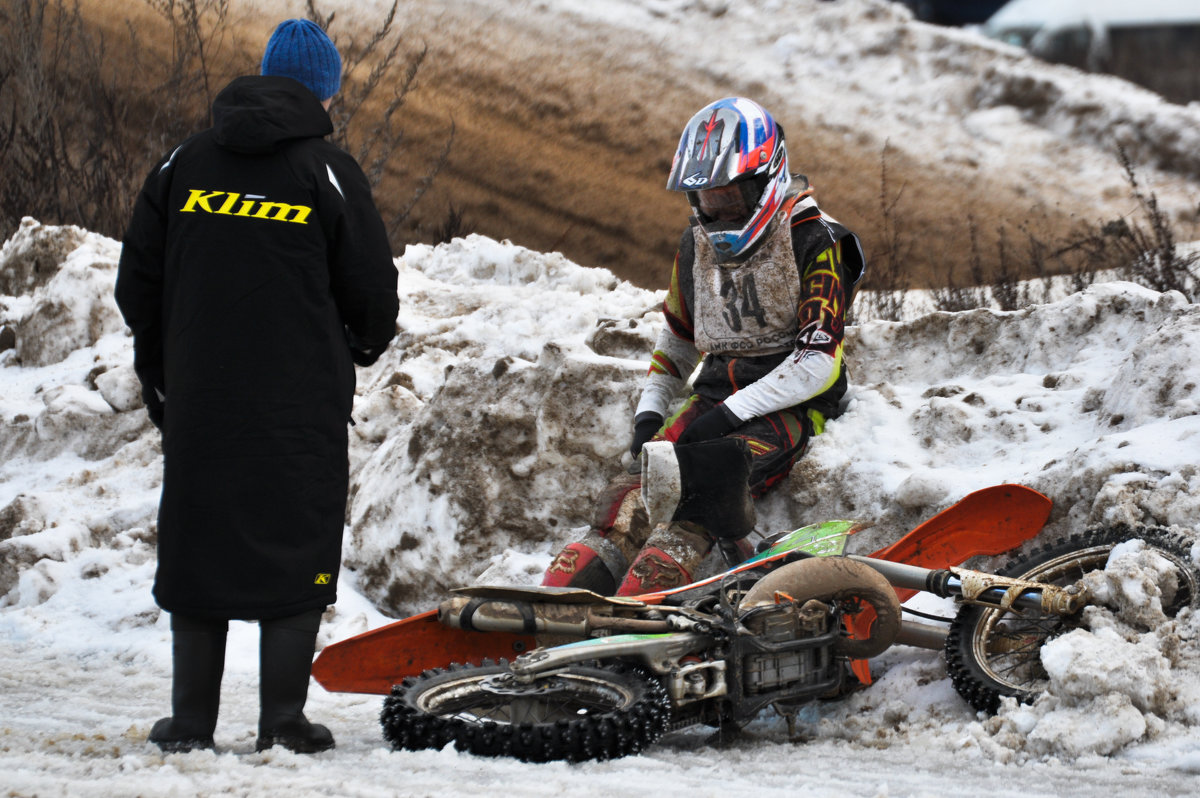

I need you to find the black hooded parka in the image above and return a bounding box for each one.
[116,76,399,620]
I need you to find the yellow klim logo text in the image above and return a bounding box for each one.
[314,573,332,585]
[180,189,312,224]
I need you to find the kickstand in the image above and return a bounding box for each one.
[785,712,797,739]
[703,723,749,750]
[779,703,818,742]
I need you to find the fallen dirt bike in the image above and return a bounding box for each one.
[313,484,1200,762]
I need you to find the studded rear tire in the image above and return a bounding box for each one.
[381,659,671,762]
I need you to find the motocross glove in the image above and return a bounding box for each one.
[630,412,664,457]
[675,403,740,446]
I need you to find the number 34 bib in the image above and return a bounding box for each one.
[691,220,801,356]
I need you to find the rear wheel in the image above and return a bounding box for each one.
[381,660,671,762]
[946,525,1199,713]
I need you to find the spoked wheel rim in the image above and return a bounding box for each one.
[947,526,1200,714]
[414,670,641,725]
[969,544,1109,692]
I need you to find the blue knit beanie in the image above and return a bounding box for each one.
[260,19,342,101]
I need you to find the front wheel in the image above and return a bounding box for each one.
[946,525,1199,713]
[381,660,671,762]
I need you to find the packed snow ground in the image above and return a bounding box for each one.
[2,218,1200,796]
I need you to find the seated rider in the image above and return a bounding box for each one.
[542,97,866,596]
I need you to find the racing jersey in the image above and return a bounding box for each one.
[636,182,865,425]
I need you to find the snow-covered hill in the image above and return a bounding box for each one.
[2,217,1198,795]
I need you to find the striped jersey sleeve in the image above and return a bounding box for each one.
[636,251,701,419]
[721,237,846,421]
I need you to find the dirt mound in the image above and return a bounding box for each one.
[79,0,1200,291]
[379,1,1068,289]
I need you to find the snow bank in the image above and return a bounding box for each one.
[342,235,660,608]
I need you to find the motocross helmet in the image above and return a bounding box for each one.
[666,97,792,264]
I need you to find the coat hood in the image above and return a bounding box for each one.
[212,75,334,154]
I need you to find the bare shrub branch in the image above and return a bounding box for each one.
[433,202,473,245]
[857,142,910,322]
[931,215,991,313]
[1051,148,1199,301]
[0,0,147,240]
[0,0,450,253]
[307,0,453,247]
[991,226,1022,311]
[143,0,235,131]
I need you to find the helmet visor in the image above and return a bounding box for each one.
[694,184,751,223]
[689,175,766,227]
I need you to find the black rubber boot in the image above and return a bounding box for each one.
[149,614,228,753]
[255,609,334,753]
[672,437,756,541]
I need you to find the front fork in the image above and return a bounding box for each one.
[849,555,1088,614]
[848,554,1090,650]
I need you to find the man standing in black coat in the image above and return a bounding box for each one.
[115,18,399,754]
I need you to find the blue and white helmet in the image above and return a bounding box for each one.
[666,97,792,264]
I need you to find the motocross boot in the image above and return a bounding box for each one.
[149,614,228,753]
[542,472,651,595]
[541,535,623,594]
[255,609,334,754]
[616,520,714,596]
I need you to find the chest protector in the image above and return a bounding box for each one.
[691,212,801,356]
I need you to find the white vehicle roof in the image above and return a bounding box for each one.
[985,0,1200,34]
